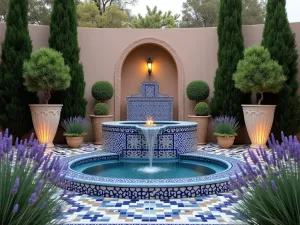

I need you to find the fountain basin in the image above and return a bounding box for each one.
[59,152,245,199]
[102,121,197,159]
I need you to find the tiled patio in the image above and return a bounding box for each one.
[53,144,248,225]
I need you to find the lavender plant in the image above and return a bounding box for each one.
[211,116,240,137]
[230,133,300,225]
[0,129,68,225]
[60,116,89,137]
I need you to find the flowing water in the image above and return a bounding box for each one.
[138,125,162,173]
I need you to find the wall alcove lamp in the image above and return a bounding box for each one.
[147,58,153,79]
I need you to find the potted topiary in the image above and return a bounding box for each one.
[211,116,240,149]
[90,81,114,145]
[60,116,89,148]
[233,45,286,148]
[23,47,71,147]
[187,80,211,145]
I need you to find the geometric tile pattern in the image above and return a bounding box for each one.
[60,150,244,199]
[52,143,249,224]
[102,123,197,159]
[126,82,174,121]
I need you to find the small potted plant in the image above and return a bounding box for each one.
[23,48,71,147]
[233,45,286,148]
[60,116,89,148]
[211,116,240,149]
[90,81,114,145]
[187,80,211,145]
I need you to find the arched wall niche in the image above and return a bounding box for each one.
[114,38,185,121]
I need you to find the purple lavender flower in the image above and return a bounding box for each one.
[16,145,25,161]
[56,205,62,213]
[242,153,248,162]
[60,116,89,136]
[28,133,34,146]
[261,180,269,190]
[21,156,27,166]
[271,180,278,192]
[211,116,240,137]
[35,180,44,195]
[29,192,37,205]
[9,151,14,162]
[0,143,4,159]
[11,177,20,195]
[13,204,19,213]
[4,128,9,138]
[15,137,19,149]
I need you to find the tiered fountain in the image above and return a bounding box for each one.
[60,117,245,199]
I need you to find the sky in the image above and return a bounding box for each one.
[129,0,300,22]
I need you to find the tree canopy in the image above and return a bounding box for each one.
[132,6,179,28]
[181,0,265,27]
[77,2,129,28]
[0,0,52,24]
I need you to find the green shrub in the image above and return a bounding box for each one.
[186,80,210,102]
[49,0,87,118]
[0,0,38,138]
[23,48,71,104]
[211,116,240,137]
[233,45,286,104]
[210,0,250,125]
[92,81,114,102]
[0,130,68,225]
[261,0,300,136]
[230,133,300,225]
[195,102,210,116]
[94,103,109,115]
[61,116,89,137]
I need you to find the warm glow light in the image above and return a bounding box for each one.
[145,116,155,126]
[147,58,153,75]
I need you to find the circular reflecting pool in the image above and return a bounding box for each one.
[71,159,227,180]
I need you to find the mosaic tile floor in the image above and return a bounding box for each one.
[52,143,249,225]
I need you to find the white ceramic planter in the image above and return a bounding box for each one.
[242,105,276,149]
[29,104,62,148]
[90,115,114,145]
[188,115,211,145]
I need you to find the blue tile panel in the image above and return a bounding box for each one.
[126,82,174,121]
[102,124,197,159]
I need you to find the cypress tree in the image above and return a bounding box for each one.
[261,0,300,136]
[49,0,87,118]
[0,0,38,138]
[210,0,250,124]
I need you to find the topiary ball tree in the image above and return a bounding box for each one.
[94,103,109,116]
[92,81,114,102]
[186,80,210,103]
[233,46,286,105]
[23,48,71,104]
[195,102,210,116]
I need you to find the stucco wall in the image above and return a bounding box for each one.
[0,22,300,143]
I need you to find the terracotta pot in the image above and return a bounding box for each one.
[29,104,62,148]
[217,136,235,149]
[65,136,84,148]
[188,115,211,145]
[242,105,276,149]
[90,115,114,145]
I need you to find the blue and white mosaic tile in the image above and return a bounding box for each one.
[51,143,249,224]
[102,122,197,159]
[126,82,174,121]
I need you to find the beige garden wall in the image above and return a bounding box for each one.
[0,22,300,143]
